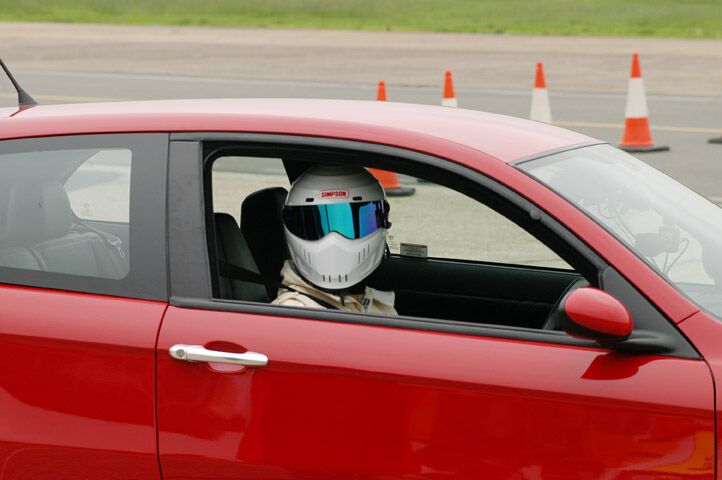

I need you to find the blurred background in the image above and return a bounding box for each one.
[1,0,721,199]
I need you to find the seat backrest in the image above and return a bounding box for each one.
[214,212,268,302]
[4,180,128,279]
[240,187,289,299]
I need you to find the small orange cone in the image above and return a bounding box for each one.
[529,62,552,123]
[367,168,415,197]
[376,80,387,101]
[442,70,458,107]
[369,81,415,197]
[619,53,669,153]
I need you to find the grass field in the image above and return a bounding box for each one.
[0,0,720,38]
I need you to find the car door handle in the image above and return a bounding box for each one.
[169,344,268,367]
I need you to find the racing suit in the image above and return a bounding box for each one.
[272,260,397,315]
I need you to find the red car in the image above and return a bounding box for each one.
[1,97,721,479]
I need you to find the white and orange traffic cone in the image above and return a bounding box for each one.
[619,53,669,153]
[442,70,458,107]
[369,80,415,197]
[709,131,722,144]
[529,62,552,124]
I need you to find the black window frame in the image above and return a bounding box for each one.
[167,133,698,359]
[0,133,169,301]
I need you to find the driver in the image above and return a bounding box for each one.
[273,165,397,314]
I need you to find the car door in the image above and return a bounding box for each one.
[157,136,715,479]
[0,134,168,479]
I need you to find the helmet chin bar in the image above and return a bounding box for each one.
[285,228,387,291]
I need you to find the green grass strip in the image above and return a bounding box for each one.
[1,0,721,38]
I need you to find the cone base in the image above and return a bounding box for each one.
[708,136,722,144]
[385,186,416,197]
[618,144,670,153]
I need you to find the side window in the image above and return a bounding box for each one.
[203,146,585,331]
[0,147,131,279]
[386,179,570,269]
[0,134,168,300]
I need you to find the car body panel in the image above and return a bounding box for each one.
[678,310,722,476]
[0,99,589,162]
[0,284,164,479]
[157,305,714,479]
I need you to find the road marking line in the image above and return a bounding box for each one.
[2,91,720,135]
[555,120,721,134]
[14,70,722,103]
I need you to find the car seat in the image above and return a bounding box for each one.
[240,187,289,299]
[213,212,268,302]
[1,180,128,278]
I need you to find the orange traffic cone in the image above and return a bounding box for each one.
[529,62,552,124]
[369,81,415,197]
[619,53,669,153]
[442,70,458,107]
[367,168,415,197]
[376,80,387,101]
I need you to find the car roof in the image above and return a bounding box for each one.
[0,99,593,163]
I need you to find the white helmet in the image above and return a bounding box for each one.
[282,165,391,291]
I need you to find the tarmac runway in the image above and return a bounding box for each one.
[1,23,721,197]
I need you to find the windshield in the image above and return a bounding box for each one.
[519,144,722,318]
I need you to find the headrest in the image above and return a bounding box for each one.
[241,187,288,295]
[6,180,74,244]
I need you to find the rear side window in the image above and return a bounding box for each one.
[0,134,168,300]
[0,148,131,279]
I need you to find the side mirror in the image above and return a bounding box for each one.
[560,287,633,342]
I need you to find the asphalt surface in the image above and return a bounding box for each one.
[1,23,721,197]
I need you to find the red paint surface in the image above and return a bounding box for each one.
[679,311,722,476]
[0,99,588,162]
[0,284,164,479]
[565,287,633,338]
[157,306,715,478]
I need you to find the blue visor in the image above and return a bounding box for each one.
[283,201,390,240]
